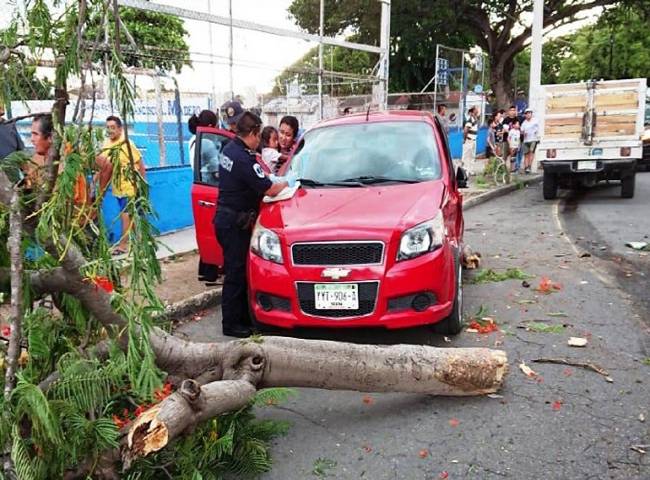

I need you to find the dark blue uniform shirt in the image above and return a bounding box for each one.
[218,137,272,212]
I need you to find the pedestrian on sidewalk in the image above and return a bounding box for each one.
[0,106,24,161]
[96,115,146,255]
[436,103,449,134]
[486,116,498,159]
[507,120,521,173]
[521,108,540,174]
[502,105,520,169]
[462,106,478,172]
[214,111,287,338]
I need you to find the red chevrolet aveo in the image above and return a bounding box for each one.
[192,111,466,334]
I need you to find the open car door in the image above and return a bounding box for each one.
[191,126,235,281]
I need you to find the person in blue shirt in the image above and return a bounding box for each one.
[214,111,287,337]
[515,90,528,117]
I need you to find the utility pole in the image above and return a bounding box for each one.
[207,0,216,110]
[529,0,543,171]
[318,0,324,120]
[377,0,391,110]
[228,0,234,101]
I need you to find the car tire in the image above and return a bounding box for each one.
[621,172,635,198]
[432,254,463,335]
[543,171,558,200]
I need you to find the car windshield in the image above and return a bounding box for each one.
[288,121,442,186]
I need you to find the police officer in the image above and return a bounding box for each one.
[215,111,287,337]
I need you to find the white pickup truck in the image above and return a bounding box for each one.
[538,78,647,199]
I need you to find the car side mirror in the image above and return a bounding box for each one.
[456,166,468,188]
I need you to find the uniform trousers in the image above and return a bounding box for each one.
[215,209,253,331]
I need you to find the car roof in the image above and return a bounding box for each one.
[312,110,436,130]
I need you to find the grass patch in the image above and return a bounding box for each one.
[642,358,650,366]
[312,458,337,477]
[526,322,566,334]
[471,268,533,284]
[474,174,490,187]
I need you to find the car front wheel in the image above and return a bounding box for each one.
[432,255,463,335]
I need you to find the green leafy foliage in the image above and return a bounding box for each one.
[525,322,566,334]
[125,389,293,479]
[470,268,533,284]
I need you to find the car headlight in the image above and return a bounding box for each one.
[397,213,445,261]
[251,222,284,264]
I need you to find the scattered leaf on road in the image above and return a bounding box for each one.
[449,418,460,427]
[419,449,429,459]
[439,472,449,479]
[526,322,566,334]
[468,317,498,334]
[536,277,562,294]
[471,268,533,284]
[362,445,373,453]
[639,413,646,423]
[362,395,374,405]
[563,368,573,377]
[552,400,563,411]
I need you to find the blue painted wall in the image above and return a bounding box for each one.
[102,165,194,243]
[448,126,488,160]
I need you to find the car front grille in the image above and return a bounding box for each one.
[292,242,384,266]
[296,282,379,318]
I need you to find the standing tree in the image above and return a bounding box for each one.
[0,2,508,478]
[288,0,628,105]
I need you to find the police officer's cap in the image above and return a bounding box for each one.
[223,101,244,125]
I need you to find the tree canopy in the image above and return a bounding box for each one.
[288,0,630,105]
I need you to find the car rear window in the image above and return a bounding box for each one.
[288,121,442,184]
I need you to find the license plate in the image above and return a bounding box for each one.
[577,161,597,171]
[314,283,359,310]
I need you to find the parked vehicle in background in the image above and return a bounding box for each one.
[248,111,467,334]
[640,94,650,171]
[538,78,647,199]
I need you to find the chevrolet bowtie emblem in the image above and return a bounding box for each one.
[321,267,351,280]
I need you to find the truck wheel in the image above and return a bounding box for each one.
[432,255,463,336]
[621,173,635,198]
[543,171,558,200]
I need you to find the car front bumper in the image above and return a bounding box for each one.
[248,244,456,329]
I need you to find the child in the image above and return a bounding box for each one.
[261,126,289,173]
[507,120,521,173]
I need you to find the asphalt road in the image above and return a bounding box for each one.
[176,183,650,479]
[558,171,650,320]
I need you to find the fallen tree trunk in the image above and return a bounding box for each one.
[118,336,507,467]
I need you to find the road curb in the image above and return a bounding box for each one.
[162,286,223,321]
[166,176,543,317]
[464,175,543,210]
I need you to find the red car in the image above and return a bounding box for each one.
[192,111,467,334]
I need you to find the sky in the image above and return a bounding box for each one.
[149,0,317,102]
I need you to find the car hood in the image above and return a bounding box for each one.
[260,181,446,242]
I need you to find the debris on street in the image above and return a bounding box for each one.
[568,337,588,347]
[462,244,482,269]
[536,276,562,293]
[625,241,649,251]
[519,362,539,378]
[532,358,609,377]
[471,268,533,284]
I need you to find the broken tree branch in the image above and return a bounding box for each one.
[532,357,609,376]
[4,187,24,398]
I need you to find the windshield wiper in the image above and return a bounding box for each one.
[297,178,365,187]
[339,176,420,184]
